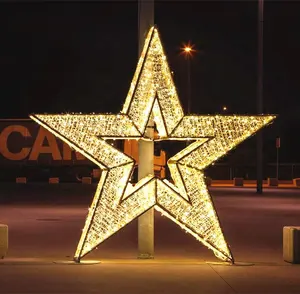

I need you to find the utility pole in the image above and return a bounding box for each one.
[182,44,194,146]
[276,137,280,179]
[137,0,155,259]
[256,0,264,194]
[187,55,191,115]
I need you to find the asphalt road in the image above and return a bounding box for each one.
[0,184,300,293]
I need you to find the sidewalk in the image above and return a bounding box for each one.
[0,258,299,294]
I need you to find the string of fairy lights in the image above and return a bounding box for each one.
[30,26,275,263]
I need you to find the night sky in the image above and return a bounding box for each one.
[0,1,299,163]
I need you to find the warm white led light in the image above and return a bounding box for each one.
[30,26,275,264]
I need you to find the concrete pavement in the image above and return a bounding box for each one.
[0,260,300,294]
[0,184,300,293]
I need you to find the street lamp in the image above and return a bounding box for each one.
[181,43,196,147]
[257,0,264,194]
[180,43,196,115]
[184,46,192,54]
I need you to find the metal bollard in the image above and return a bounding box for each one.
[283,226,300,264]
[0,224,8,259]
[293,178,300,187]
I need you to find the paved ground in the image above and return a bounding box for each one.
[0,184,300,293]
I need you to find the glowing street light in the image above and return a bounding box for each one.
[184,46,192,53]
[181,42,196,147]
[180,42,196,116]
[181,42,196,58]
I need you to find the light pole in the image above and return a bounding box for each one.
[256,0,264,194]
[181,43,195,146]
[137,0,154,259]
[181,44,195,115]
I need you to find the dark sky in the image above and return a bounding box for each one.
[0,1,299,162]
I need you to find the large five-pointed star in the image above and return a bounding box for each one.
[30,26,275,263]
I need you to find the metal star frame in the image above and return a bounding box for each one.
[30,26,275,263]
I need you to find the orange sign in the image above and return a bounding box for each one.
[0,124,85,161]
[0,121,167,178]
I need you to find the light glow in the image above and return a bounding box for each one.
[181,42,196,57]
[30,26,275,264]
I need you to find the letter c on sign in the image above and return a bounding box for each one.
[0,125,31,160]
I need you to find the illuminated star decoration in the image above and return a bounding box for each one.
[30,26,275,264]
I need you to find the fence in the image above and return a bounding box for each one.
[206,163,300,180]
[1,162,300,183]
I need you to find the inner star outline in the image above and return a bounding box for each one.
[30,26,275,263]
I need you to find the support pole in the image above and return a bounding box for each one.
[137,0,154,259]
[186,55,191,147]
[276,147,279,180]
[256,0,264,194]
[187,55,191,115]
